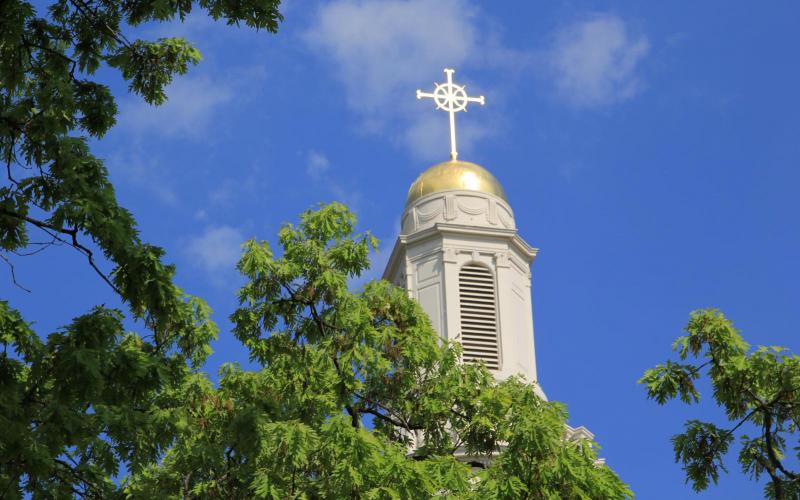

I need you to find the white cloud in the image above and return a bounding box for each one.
[303,150,363,211]
[306,151,330,180]
[128,10,269,139]
[547,14,649,108]
[304,0,508,161]
[186,225,244,274]
[106,149,179,205]
[117,74,234,139]
[305,0,476,120]
[208,178,238,205]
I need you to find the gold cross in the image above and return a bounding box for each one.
[416,68,485,161]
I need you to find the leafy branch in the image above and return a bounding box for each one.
[641,309,800,498]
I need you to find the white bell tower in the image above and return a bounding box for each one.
[383,69,544,397]
[382,67,607,452]
[382,159,544,398]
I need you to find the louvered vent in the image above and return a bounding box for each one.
[458,264,499,370]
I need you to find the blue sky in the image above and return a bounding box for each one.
[7,0,800,497]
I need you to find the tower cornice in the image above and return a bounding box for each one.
[381,222,538,282]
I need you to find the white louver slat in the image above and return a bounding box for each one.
[458,264,499,370]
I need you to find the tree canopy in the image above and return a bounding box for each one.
[1,0,281,495]
[124,203,631,499]
[641,309,800,499]
[0,0,631,497]
[2,200,631,499]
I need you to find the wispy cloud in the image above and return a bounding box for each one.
[304,0,514,162]
[547,14,649,108]
[186,225,244,275]
[304,150,363,211]
[102,13,271,211]
[306,150,331,180]
[117,74,234,139]
[304,0,476,121]
[106,148,179,205]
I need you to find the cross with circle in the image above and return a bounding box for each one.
[416,68,485,161]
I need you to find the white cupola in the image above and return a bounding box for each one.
[383,158,544,398]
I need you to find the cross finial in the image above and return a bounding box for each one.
[416,68,485,161]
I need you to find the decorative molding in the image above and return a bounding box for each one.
[401,224,538,263]
[443,247,457,263]
[444,195,457,220]
[416,200,444,224]
[494,251,510,268]
[488,200,498,225]
[402,190,516,233]
[456,198,486,216]
[409,207,418,232]
[408,246,445,264]
[497,206,513,229]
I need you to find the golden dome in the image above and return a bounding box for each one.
[406,160,507,206]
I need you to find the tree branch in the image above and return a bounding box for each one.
[20,36,78,77]
[0,254,31,292]
[53,458,104,499]
[0,208,120,294]
[67,0,132,49]
[357,406,416,430]
[354,391,421,431]
[763,410,798,481]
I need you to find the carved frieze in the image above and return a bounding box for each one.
[402,191,516,234]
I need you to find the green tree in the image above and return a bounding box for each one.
[0,0,282,496]
[125,203,632,499]
[0,0,631,496]
[640,309,800,499]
